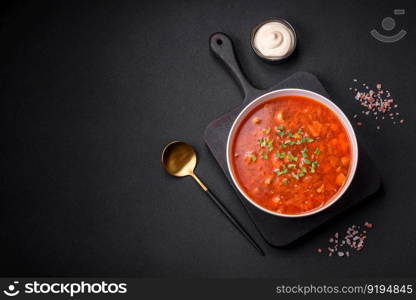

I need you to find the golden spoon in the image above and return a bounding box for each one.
[161,141,265,256]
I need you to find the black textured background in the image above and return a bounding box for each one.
[1,0,415,277]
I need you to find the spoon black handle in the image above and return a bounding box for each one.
[205,189,265,256]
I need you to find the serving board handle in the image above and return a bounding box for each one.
[209,32,260,99]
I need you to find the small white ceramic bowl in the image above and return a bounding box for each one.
[226,89,358,218]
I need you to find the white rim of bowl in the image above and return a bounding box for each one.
[226,89,359,218]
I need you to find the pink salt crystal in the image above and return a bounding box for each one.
[364,222,373,229]
[376,83,382,89]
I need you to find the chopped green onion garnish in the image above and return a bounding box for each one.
[288,164,296,169]
[288,153,298,162]
[275,152,286,159]
[283,178,289,185]
[310,161,319,173]
[261,152,269,160]
[259,138,273,152]
[304,158,312,164]
[301,148,308,158]
[250,154,257,162]
[283,140,295,146]
[258,138,266,147]
[306,137,315,143]
[279,168,288,175]
[274,168,288,176]
[292,173,300,180]
[314,148,321,155]
[277,125,284,130]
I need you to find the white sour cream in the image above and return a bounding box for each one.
[253,21,295,58]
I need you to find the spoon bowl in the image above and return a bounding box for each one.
[162,141,197,177]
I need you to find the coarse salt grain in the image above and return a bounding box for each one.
[349,79,404,130]
[317,221,374,258]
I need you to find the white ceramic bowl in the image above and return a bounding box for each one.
[226,89,358,218]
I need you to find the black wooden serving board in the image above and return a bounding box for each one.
[204,33,382,247]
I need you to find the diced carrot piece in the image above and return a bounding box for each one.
[308,121,322,137]
[264,176,273,185]
[316,184,325,193]
[330,138,338,146]
[341,156,350,166]
[320,124,328,135]
[335,173,346,186]
[338,133,349,152]
[272,196,281,203]
[321,163,331,173]
[252,117,261,124]
[275,111,284,123]
[330,123,339,131]
[329,156,338,167]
